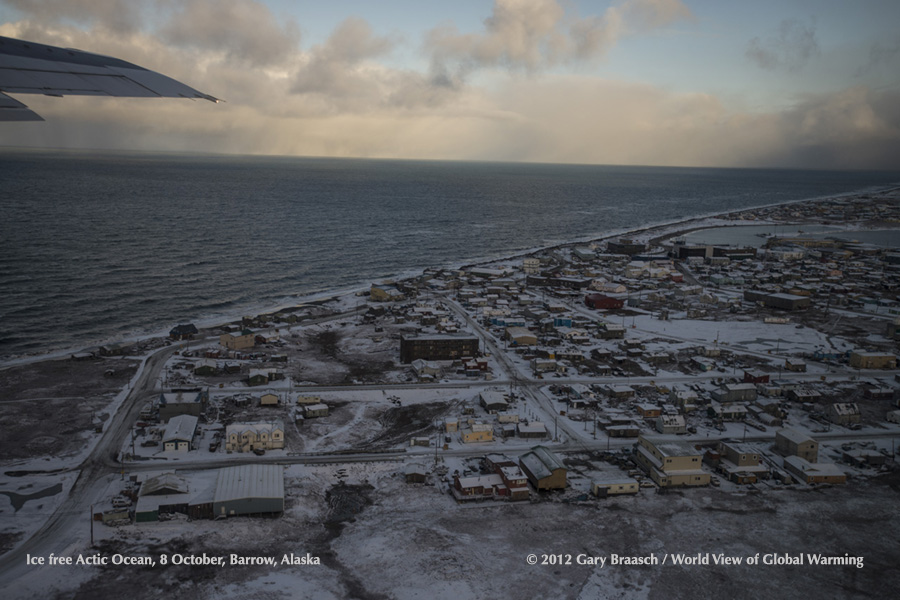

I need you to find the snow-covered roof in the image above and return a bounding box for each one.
[163,414,197,443]
[214,464,284,502]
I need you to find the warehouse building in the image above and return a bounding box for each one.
[743,290,811,311]
[519,446,567,490]
[213,465,284,518]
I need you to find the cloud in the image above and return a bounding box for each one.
[746,18,820,72]
[426,0,691,82]
[855,35,900,77]
[159,0,300,67]
[1,0,142,33]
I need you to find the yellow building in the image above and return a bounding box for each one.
[225,420,284,452]
[849,351,897,370]
[220,330,255,350]
[634,435,710,487]
[775,429,819,462]
[460,423,493,443]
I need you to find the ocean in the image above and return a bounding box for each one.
[1,148,898,360]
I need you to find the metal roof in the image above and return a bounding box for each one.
[215,465,284,503]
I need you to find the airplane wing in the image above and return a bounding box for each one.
[0,35,219,121]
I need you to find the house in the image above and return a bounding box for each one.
[405,463,427,484]
[743,370,770,384]
[411,359,443,380]
[193,359,218,377]
[827,402,861,426]
[460,422,493,443]
[303,403,329,418]
[452,474,506,501]
[220,330,255,351]
[634,436,709,487]
[592,478,639,497]
[607,385,635,399]
[516,422,548,439]
[707,402,748,421]
[259,392,280,407]
[479,391,509,413]
[169,323,198,340]
[519,446,567,491]
[636,403,661,419]
[248,369,271,386]
[656,414,686,434]
[669,388,699,412]
[775,429,818,462]
[158,388,208,422]
[783,456,847,485]
[483,456,530,501]
[370,282,405,302]
[162,415,197,452]
[295,395,322,405]
[224,420,285,452]
[785,358,807,372]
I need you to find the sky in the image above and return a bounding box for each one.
[1,0,899,169]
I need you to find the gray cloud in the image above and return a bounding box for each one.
[2,0,142,32]
[747,18,820,72]
[855,35,900,77]
[159,0,300,67]
[426,0,691,83]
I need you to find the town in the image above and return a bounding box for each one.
[1,189,899,597]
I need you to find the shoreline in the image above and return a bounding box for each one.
[2,184,899,369]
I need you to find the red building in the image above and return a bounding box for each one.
[743,370,770,384]
[584,294,624,310]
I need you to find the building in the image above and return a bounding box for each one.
[827,403,861,426]
[370,282,405,302]
[782,456,847,485]
[519,446,567,490]
[717,441,767,484]
[849,351,897,370]
[775,429,818,462]
[505,327,537,346]
[634,435,710,487]
[213,464,285,518]
[303,403,329,418]
[636,403,662,419]
[399,334,479,363]
[743,290,811,311]
[656,414,687,434]
[259,392,279,406]
[220,330,255,351]
[711,383,758,403]
[162,414,197,452]
[784,358,807,373]
[607,238,646,255]
[592,478,639,497]
[452,474,506,501]
[225,420,285,453]
[479,391,509,413]
[460,422,493,444]
[158,388,208,422]
[405,463,427,484]
[516,422,548,439]
[169,323,198,340]
[584,294,624,310]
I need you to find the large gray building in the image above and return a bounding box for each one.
[213,464,284,518]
